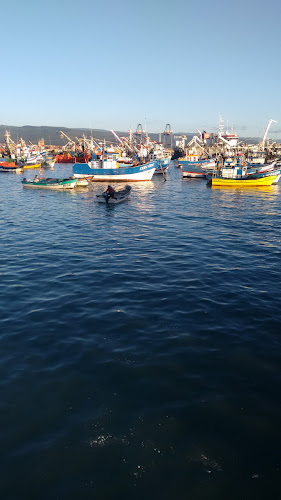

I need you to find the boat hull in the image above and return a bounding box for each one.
[182,171,205,178]
[181,159,216,178]
[55,154,90,164]
[96,185,131,203]
[22,178,77,189]
[211,174,279,187]
[73,161,156,181]
[0,166,23,173]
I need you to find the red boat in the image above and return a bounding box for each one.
[55,153,90,164]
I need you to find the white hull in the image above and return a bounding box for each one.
[23,184,76,189]
[74,168,155,181]
[43,161,56,169]
[0,167,23,173]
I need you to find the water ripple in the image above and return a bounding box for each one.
[1,164,281,498]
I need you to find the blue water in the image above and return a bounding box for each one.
[1,164,281,499]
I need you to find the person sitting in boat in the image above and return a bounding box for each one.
[105,185,116,199]
[33,174,40,182]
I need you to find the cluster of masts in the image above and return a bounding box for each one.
[1,118,279,161]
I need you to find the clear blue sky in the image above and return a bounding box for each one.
[2,0,281,139]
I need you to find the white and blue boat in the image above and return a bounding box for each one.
[149,148,171,175]
[180,153,216,178]
[24,152,46,165]
[73,152,156,182]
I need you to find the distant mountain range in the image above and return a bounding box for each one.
[0,124,260,147]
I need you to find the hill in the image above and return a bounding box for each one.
[0,125,195,147]
[0,124,262,148]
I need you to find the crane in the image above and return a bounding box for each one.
[60,131,83,152]
[164,124,173,135]
[135,124,144,135]
[187,135,211,158]
[261,119,277,150]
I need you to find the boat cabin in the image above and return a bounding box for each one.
[221,166,247,178]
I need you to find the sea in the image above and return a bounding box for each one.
[1,163,281,499]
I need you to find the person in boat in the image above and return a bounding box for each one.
[105,185,116,199]
[33,174,40,182]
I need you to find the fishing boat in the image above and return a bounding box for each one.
[179,153,216,178]
[22,176,78,189]
[54,152,90,164]
[96,185,131,204]
[73,152,156,182]
[207,166,281,187]
[0,162,23,173]
[42,155,56,169]
[209,174,280,187]
[149,147,171,174]
[23,152,46,166]
[246,161,276,175]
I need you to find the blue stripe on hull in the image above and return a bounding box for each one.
[73,161,157,177]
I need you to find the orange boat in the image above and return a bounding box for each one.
[0,161,17,167]
[54,153,90,164]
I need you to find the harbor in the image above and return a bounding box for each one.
[1,117,281,189]
[2,0,281,494]
[1,149,281,499]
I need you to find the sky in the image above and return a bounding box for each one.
[2,0,281,139]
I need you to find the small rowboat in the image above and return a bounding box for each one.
[96,185,131,204]
[22,177,78,189]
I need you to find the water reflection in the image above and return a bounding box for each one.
[210,185,279,197]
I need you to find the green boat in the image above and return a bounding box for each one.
[22,176,78,189]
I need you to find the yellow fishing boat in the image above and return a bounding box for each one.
[210,173,280,187]
[23,163,42,170]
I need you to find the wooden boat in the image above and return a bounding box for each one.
[22,176,78,189]
[208,171,281,187]
[0,162,23,173]
[96,185,131,204]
